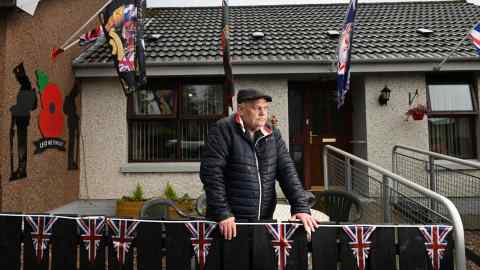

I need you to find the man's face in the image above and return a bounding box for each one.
[239,98,269,131]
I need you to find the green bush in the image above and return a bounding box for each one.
[163,182,178,201]
[120,183,145,201]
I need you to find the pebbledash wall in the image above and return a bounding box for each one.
[79,77,290,199]
[0,0,104,212]
[78,71,480,200]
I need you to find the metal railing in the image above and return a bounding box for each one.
[392,144,480,230]
[323,145,466,270]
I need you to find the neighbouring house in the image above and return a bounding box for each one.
[72,1,480,201]
[0,0,104,212]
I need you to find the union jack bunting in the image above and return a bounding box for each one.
[336,0,358,108]
[24,215,58,262]
[418,225,453,270]
[342,225,376,270]
[185,221,217,270]
[265,223,300,270]
[77,217,106,263]
[106,218,139,265]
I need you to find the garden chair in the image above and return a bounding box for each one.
[311,190,363,223]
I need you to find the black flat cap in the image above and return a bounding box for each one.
[237,88,272,104]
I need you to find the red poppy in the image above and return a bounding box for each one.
[39,83,64,138]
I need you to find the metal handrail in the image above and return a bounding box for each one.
[392,144,480,170]
[323,145,466,270]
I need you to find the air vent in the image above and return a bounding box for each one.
[326,30,340,38]
[252,32,265,39]
[416,28,434,36]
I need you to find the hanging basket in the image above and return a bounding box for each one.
[411,111,425,120]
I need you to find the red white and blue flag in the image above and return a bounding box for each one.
[265,223,300,270]
[24,215,58,262]
[342,225,376,270]
[77,217,106,263]
[79,26,105,47]
[336,0,358,108]
[418,225,453,270]
[185,221,217,270]
[470,24,480,55]
[106,218,139,265]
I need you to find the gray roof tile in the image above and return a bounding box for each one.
[73,1,480,66]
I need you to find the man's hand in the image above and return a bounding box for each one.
[291,213,319,235]
[219,217,236,240]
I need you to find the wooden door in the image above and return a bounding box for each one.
[303,81,352,189]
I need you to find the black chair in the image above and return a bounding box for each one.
[195,193,206,218]
[311,190,363,223]
[139,198,192,219]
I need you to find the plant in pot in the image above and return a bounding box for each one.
[406,104,427,121]
[116,183,146,218]
[163,182,195,217]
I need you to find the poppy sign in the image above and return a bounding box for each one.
[33,70,66,154]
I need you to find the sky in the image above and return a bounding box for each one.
[147,0,480,7]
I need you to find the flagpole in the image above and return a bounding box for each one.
[60,0,112,49]
[434,21,480,71]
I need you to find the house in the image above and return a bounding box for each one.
[72,0,480,201]
[0,0,104,212]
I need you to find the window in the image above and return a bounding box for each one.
[128,80,225,162]
[427,76,478,159]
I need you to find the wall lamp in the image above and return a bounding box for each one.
[378,85,391,106]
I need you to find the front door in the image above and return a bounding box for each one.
[289,81,353,189]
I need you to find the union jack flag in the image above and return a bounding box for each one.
[77,217,106,263]
[265,223,300,270]
[24,215,58,262]
[418,225,453,270]
[470,23,480,55]
[185,221,217,270]
[342,225,376,270]
[336,0,358,108]
[106,218,139,265]
[79,25,105,47]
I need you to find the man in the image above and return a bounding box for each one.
[200,88,318,240]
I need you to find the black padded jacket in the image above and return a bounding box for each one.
[200,113,311,221]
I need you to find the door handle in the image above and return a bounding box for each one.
[309,131,319,144]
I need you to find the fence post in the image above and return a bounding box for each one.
[323,146,329,190]
[345,157,352,192]
[383,175,392,223]
[428,156,437,211]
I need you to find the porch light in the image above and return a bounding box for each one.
[378,85,391,106]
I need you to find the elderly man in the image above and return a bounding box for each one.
[200,88,318,240]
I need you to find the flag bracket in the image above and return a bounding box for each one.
[408,89,419,106]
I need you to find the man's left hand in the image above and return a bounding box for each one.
[291,213,319,235]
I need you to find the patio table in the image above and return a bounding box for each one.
[273,204,329,222]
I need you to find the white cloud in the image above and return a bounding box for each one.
[147,0,480,8]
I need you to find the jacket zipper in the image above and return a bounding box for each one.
[254,135,268,220]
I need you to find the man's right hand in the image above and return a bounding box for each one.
[218,216,236,240]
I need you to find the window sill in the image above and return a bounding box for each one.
[120,162,200,173]
[434,159,480,171]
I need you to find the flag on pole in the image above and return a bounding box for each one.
[100,0,147,95]
[470,23,480,55]
[79,26,105,46]
[221,0,234,113]
[336,0,358,108]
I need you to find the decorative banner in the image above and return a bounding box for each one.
[99,0,147,95]
[418,225,453,270]
[9,63,37,180]
[265,223,299,270]
[34,70,65,154]
[342,225,376,270]
[24,216,58,263]
[106,218,139,265]
[185,221,217,270]
[16,0,41,16]
[77,217,106,264]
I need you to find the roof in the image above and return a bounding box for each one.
[73,1,480,72]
